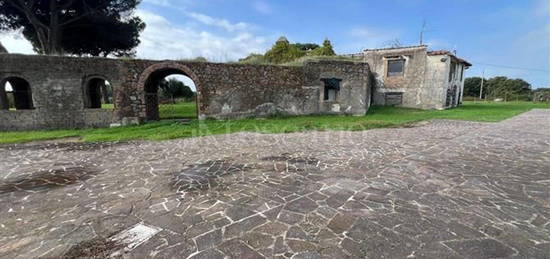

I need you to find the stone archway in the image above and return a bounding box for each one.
[137,62,201,121]
[82,75,112,109]
[0,76,34,110]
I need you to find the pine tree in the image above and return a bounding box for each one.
[310,38,336,56]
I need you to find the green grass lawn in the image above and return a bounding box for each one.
[2,101,549,144]
[102,102,197,119]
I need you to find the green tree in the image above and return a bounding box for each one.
[264,36,305,64]
[0,0,145,56]
[485,76,532,101]
[310,38,336,56]
[159,79,195,103]
[533,88,550,102]
[464,77,485,97]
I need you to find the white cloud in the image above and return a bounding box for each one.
[187,12,251,32]
[0,9,269,62]
[347,27,401,51]
[0,30,34,54]
[253,1,273,14]
[135,10,268,61]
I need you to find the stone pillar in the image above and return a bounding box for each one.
[0,85,8,110]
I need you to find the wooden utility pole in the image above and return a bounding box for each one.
[479,69,485,100]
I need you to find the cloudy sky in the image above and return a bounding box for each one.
[1,0,549,87]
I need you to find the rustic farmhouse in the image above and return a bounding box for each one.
[359,45,472,109]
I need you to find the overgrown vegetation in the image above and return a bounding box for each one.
[2,101,549,144]
[239,36,337,65]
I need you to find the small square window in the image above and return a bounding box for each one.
[321,78,342,101]
[387,59,405,77]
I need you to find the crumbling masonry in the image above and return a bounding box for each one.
[0,54,370,131]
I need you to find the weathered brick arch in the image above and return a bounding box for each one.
[137,62,201,121]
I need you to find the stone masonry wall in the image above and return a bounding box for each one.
[0,54,371,131]
[304,60,371,115]
[0,54,120,131]
[424,55,450,110]
[115,60,316,121]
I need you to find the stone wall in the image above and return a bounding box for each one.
[304,60,371,115]
[424,55,450,109]
[0,54,120,131]
[0,54,371,131]
[0,42,7,53]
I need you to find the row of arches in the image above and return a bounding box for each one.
[0,76,112,111]
[1,63,199,122]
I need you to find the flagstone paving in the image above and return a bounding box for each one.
[0,109,549,258]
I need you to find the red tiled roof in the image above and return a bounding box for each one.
[428,50,472,67]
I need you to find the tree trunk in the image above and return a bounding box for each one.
[47,0,62,55]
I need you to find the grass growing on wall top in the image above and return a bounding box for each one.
[1,101,549,144]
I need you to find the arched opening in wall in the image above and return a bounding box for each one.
[85,77,113,109]
[0,77,34,110]
[144,69,197,121]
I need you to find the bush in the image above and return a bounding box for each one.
[265,37,306,64]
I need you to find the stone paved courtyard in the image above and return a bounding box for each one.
[1,110,549,258]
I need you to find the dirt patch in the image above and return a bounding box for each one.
[172,160,251,193]
[0,166,98,194]
[62,237,123,259]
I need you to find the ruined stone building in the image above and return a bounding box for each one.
[359,45,472,109]
[0,44,470,131]
[0,54,370,131]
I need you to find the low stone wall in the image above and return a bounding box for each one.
[0,109,112,131]
[0,110,36,131]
